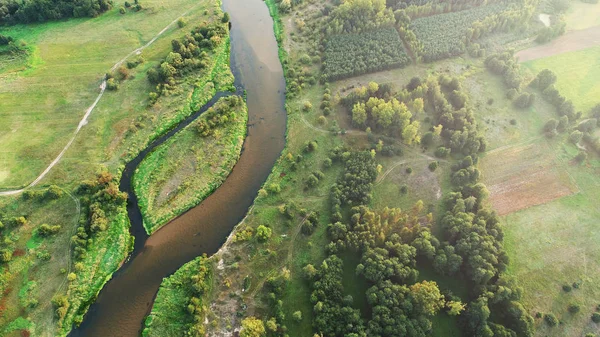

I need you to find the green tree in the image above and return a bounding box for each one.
[410,281,445,316]
[240,317,266,337]
[255,225,272,242]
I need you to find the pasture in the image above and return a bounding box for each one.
[480,141,578,216]
[503,141,600,337]
[522,46,600,114]
[0,0,214,189]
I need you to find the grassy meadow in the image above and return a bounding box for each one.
[565,1,600,31]
[134,94,247,234]
[522,46,600,114]
[0,0,230,335]
[0,0,218,189]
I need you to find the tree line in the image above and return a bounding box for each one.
[0,0,112,25]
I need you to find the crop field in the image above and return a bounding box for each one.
[481,141,578,216]
[521,46,600,113]
[323,27,411,82]
[0,0,217,189]
[503,142,600,337]
[410,3,508,62]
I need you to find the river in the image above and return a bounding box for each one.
[69,0,286,335]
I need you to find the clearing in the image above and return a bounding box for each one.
[480,141,578,216]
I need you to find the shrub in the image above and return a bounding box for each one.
[293,311,302,322]
[177,17,187,28]
[568,304,581,314]
[435,147,450,158]
[267,183,281,194]
[38,224,61,237]
[544,313,559,326]
[592,312,600,323]
[45,185,63,199]
[106,78,119,91]
[562,284,572,292]
[255,225,272,242]
[429,161,439,172]
[406,167,413,174]
[400,185,408,194]
[575,151,588,163]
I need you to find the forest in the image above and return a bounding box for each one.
[323,27,411,82]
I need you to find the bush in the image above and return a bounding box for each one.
[544,313,559,326]
[293,311,302,322]
[177,17,187,28]
[406,167,413,174]
[435,147,450,158]
[562,284,572,292]
[38,224,61,237]
[106,78,119,91]
[568,304,581,314]
[45,185,63,199]
[255,225,272,242]
[592,312,600,323]
[429,161,439,172]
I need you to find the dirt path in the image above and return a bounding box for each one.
[516,25,600,62]
[0,8,195,196]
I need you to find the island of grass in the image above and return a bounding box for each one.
[134,95,248,234]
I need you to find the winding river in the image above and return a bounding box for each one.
[70,0,286,335]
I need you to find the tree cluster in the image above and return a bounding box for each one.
[409,3,509,62]
[147,23,228,101]
[195,95,244,137]
[325,0,395,35]
[323,27,411,82]
[72,172,127,261]
[330,151,378,220]
[426,75,486,155]
[0,0,112,25]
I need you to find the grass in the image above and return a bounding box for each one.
[0,189,82,336]
[502,139,600,337]
[522,46,600,114]
[565,1,600,31]
[0,0,216,189]
[0,0,228,335]
[134,94,247,234]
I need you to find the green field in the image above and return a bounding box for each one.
[134,94,247,234]
[0,0,228,335]
[522,46,600,115]
[503,140,600,337]
[0,0,220,189]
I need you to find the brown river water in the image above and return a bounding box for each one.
[69,0,286,335]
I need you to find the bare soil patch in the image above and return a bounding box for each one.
[481,142,578,216]
[516,25,600,62]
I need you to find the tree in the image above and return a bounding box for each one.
[352,103,367,126]
[293,311,302,322]
[544,119,558,133]
[279,0,292,13]
[240,317,266,337]
[255,225,272,242]
[544,313,558,327]
[409,281,445,316]
[221,12,230,23]
[447,301,465,316]
[570,130,583,144]
[38,224,61,237]
[530,69,556,90]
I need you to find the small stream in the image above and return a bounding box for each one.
[69,0,286,335]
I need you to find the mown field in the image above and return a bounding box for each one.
[522,46,600,114]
